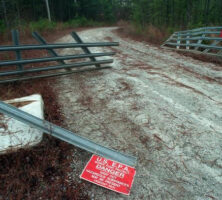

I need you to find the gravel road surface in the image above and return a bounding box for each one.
[54,27,222,200]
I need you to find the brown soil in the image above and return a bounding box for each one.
[0,27,88,45]
[176,51,222,66]
[115,26,167,46]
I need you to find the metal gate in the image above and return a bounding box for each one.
[0,30,119,84]
[162,26,222,57]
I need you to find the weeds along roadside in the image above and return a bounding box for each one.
[116,20,172,45]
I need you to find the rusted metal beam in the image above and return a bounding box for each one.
[0,101,137,166]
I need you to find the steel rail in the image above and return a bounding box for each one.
[0,42,119,51]
[172,31,221,37]
[0,52,115,67]
[71,31,100,68]
[32,32,66,65]
[32,32,72,72]
[0,59,113,76]
[169,37,222,42]
[0,101,137,166]
[162,46,222,58]
[174,27,222,34]
[12,30,23,70]
[0,66,112,84]
[165,42,222,50]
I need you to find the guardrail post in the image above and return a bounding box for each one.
[195,33,205,50]
[186,35,190,50]
[12,30,23,71]
[71,32,100,68]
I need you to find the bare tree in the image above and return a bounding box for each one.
[45,0,51,21]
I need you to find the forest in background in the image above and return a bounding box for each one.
[0,0,222,35]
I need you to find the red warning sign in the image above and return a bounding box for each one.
[220,31,222,38]
[80,155,136,195]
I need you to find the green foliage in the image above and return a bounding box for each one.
[0,20,6,33]
[64,17,88,27]
[0,0,222,33]
[63,17,104,28]
[166,27,178,34]
[187,22,205,30]
[132,0,148,28]
[29,19,57,32]
[131,0,222,29]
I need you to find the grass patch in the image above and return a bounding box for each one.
[29,19,57,32]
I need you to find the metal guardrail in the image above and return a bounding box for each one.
[0,30,119,84]
[161,27,222,57]
[0,100,137,166]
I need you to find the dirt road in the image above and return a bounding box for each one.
[54,27,222,200]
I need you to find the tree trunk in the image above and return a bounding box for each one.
[45,0,51,21]
[1,0,8,27]
[15,0,21,26]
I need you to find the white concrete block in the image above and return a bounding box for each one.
[0,94,44,154]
